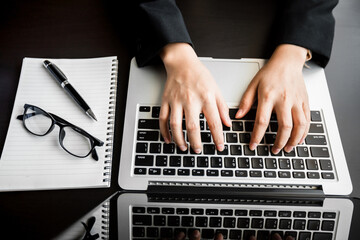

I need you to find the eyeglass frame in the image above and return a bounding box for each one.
[17,103,103,161]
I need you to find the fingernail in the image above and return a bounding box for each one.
[194,148,202,154]
[272,147,280,154]
[235,109,243,118]
[284,146,293,153]
[217,144,224,151]
[164,137,170,144]
[299,138,305,145]
[179,145,187,151]
[249,143,257,151]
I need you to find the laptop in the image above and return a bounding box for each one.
[55,192,355,240]
[118,57,352,196]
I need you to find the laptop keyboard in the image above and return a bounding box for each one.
[134,105,336,180]
[131,205,337,239]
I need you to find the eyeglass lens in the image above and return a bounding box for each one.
[60,126,93,157]
[24,106,53,135]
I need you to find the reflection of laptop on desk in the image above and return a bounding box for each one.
[119,57,352,196]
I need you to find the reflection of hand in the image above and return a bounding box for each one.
[160,43,231,153]
[236,44,310,154]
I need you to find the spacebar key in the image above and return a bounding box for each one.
[137,131,159,141]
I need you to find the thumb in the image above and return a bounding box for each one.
[236,80,258,118]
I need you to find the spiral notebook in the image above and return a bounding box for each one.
[0,56,117,191]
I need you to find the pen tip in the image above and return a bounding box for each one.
[86,109,97,121]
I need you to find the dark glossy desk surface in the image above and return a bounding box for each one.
[0,0,359,239]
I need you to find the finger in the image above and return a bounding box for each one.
[271,233,282,240]
[159,102,171,143]
[250,98,273,150]
[189,230,201,240]
[236,77,258,119]
[216,93,231,127]
[284,106,307,152]
[202,100,224,151]
[184,105,202,153]
[169,104,187,151]
[273,104,293,154]
[174,231,186,240]
[286,236,295,240]
[214,233,224,240]
[299,101,311,144]
[249,235,256,240]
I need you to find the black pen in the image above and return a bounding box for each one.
[43,60,97,121]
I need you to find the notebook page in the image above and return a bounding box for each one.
[0,57,116,191]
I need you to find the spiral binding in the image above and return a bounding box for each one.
[103,58,118,183]
[100,201,110,239]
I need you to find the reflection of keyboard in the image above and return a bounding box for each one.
[134,105,336,180]
[131,205,337,239]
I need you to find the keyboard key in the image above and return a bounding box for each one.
[308,212,321,218]
[265,134,276,144]
[220,209,234,216]
[251,158,264,168]
[192,209,204,215]
[278,171,291,178]
[152,106,160,118]
[250,210,262,216]
[192,169,204,176]
[133,227,145,237]
[311,111,322,121]
[238,157,250,168]
[244,230,256,240]
[154,216,166,226]
[270,122,278,132]
[323,212,336,219]
[279,211,291,217]
[307,220,320,230]
[217,145,229,155]
[197,156,209,167]
[271,231,283,238]
[149,168,161,175]
[201,132,212,143]
[226,133,238,143]
[177,146,189,154]
[265,158,277,169]
[309,123,324,133]
[229,230,242,240]
[279,158,290,169]
[244,145,255,156]
[306,159,318,170]
[235,170,248,177]
[257,145,269,156]
[293,220,306,230]
[196,217,208,227]
[206,209,219,215]
[134,168,146,175]
[133,215,151,225]
[137,131,159,141]
[232,121,244,131]
[207,169,219,176]
[139,106,150,112]
[305,135,327,145]
[322,220,335,231]
[215,229,228,239]
[156,156,167,166]
[136,142,148,153]
[211,157,223,167]
[147,207,160,214]
[284,149,296,157]
[209,217,222,227]
[183,156,195,167]
[270,146,282,156]
[150,143,161,153]
[178,169,190,176]
[311,147,330,157]
[319,159,333,170]
[307,172,320,179]
[170,156,181,167]
[265,218,278,229]
[240,133,251,143]
[168,216,180,226]
[204,144,216,154]
[251,218,264,228]
[133,207,145,213]
[224,157,236,168]
[146,227,159,237]
[313,233,333,240]
[229,108,238,119]
[237,218,250,228]
[200,120,204,130]
[279,219,292,229]
[135,155,154,166]
[163,168,175,175]
[245,121,254,131]
[163,143,175,153]
[235,210,248,216]
[293,211,306,218]
[322,172,335,179]
[223,217,236,228]
[138,119,159,129]
[202,229,215,239]
[292,158,305,169]
[284,231,297,240]
[293,172,305,178]
[297,146,309,157]
[181,216,194,227]
[160,228,173,238]
[257,231,270,240]
[221,170,233,177]
[250,170,262,177]
[230,145,242,155]
[299,232,311,240]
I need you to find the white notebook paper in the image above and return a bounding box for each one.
[0,56,117,191]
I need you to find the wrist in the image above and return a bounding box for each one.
[160,43,197,68]
[270,44,308,69]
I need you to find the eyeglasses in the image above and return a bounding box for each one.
[17,104,103,160]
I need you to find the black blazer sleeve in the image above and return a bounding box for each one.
[135,0,193,67]
[276,0,338,67]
